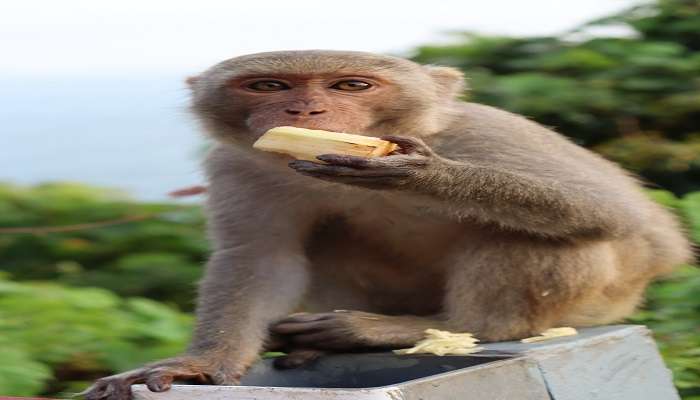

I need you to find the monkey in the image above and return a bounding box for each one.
[83,50,692,400]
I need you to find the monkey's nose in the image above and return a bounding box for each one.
[285,108,327,116]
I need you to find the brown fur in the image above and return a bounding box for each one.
[83,50,692,400]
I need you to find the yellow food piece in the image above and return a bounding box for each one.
[393,329,483,356]
[252,126,398,162]
[520,327,578,343]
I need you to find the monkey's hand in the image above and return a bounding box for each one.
[81,355,242,400]
[288,135,440,190]
[271,310,439,352]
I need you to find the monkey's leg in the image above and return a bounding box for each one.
[271,310,446,351]
[441,236,620,342]
[271,237,622,350]
[84,246,310,400]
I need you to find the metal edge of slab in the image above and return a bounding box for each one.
[525,326,680,400]
[131,325,660,400]
[481,325,649,355]
[396,356,551,400]
[132,358,538,400]
[132,384,405,400]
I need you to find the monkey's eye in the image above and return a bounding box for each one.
[330,80,372,91]
[246,80,290,92]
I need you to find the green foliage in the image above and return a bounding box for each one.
[0,182,207,310]
[637,190,700,398]
[0,275,191,396]
[0,182,199,395]
[2,0,700,396]
[0,341,52,397]
[592,0,700,51]
[631,266,700,398]
[1,183,699,397]
[411,0,700,194]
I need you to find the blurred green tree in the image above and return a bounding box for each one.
[0,275,192,396]
[0,183,207,311]
[411,0,700,193]
[2,0,700,397]
[1,183,699,398]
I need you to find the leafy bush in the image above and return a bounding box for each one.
[2,0,700,395]
[639,190,700,399]
[0,275,191,396]
[411,0,700,194]
[632,266,700,399]
[0,182,207,311]
[0,183,698,397]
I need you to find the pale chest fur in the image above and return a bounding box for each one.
[304,189,465,315]
[340,192,465,261]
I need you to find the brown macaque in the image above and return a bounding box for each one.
[84,50,693,400]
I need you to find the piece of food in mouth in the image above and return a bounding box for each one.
[520,327,578,343]
[393,329,483,356]
[252,126,398,162]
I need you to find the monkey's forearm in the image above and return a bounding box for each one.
[187,247,309,359]
[412,159,637,238]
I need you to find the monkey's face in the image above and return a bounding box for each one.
[225,74,391,136]
[190,51,465,145]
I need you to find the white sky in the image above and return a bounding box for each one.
[1,0,639,77]
[1,0,642,199]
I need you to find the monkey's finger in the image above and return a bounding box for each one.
[289,331,350,349]
[290,161,409,178]
[210,370,242,385]
[289,161,370,176]
[289,161,357,175]
[108,380,133,400]
[146,372,174,393]
[271,320,333,335]
[276,313,332,324]
[317,154,428,171]
[288,331,331,345]
[381,135,431,155]
[91,375,138,400]
[82,381,113,400]
[265,333,289,351]
[274,349,325,369]
[316,154,372,168]
[85,370,146,400]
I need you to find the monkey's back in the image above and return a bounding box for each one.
[434,102,693,274]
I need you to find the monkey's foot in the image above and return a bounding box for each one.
[271,311,435,351]
[81,356,241,400]
[273,349,326,369]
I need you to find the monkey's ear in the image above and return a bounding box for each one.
[185,75,200,88]
[424,66,467,97]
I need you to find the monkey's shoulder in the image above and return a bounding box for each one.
[439,102,567,144]
[425,102,567,163]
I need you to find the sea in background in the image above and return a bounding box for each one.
[1,74,206,201]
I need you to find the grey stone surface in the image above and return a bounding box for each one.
[132,325,678,400]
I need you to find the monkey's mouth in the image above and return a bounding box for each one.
[284,121,336,131]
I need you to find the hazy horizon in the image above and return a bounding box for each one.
[1,75,205,200]
[1,0,639,200]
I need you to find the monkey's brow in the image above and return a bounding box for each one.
[232,73,382,81]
